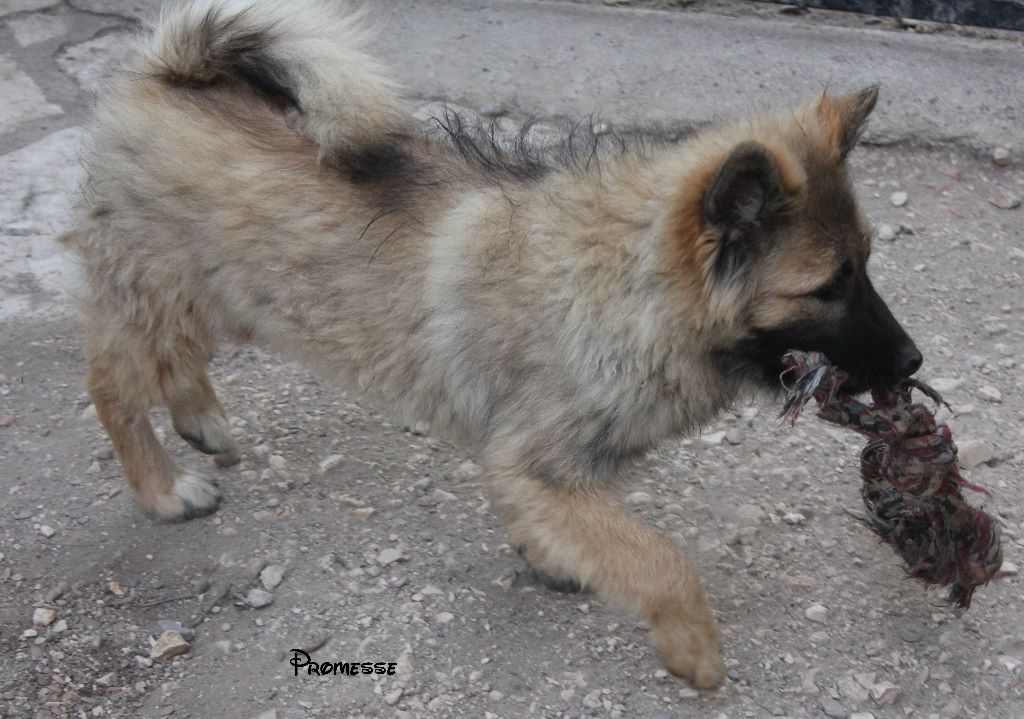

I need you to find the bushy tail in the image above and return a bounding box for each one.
[138,0,410,171]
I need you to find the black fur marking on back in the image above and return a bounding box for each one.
[340,135,413,183]
[429,106,680,182]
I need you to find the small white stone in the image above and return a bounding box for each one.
[39,525,55,538]
[244,588,274,609]
[318,454,343,473]
[956,440,994,470]
[993,146,1012,166]
[268,454,287,470]
[95,672,117,688]
[804,603,829,624]
[783,512,806,526]
[877,223,897,242]
[51,619,68,634]
[259,565,285,590]
[990,191,1021,210]
[33,607,57,626]
[384,688,403,706]
[434,611,455,624]
[701,430,727,445]
[850,713,876,719]
[724,427,743,445]
[626,490,653,505]
[869,681,901,705]
[929,377,963,394]
[149,630,191,661]
[735,504,765,526]
[976,386,1002,403]
[997,561,1019,577]
[377,547,405,566]
[452,459,483,480]
[890,191,908,207]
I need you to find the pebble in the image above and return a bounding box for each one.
[268,454,287,470]
[32,607,57,626]
[850,714,876,719]
[877,223,897,242]
[956,439,994,469]
[154,621,195,642]
[783,511,806,526]
[626,490,653,505]
[734,504,765,526]
[804,603,829,624]
[452,459,483,480]
[976,386,1002,403]
[96,672,117,688]
[254,711,278,719]
[318,454,343,473]
[997,561,1019,577]
[724,427,743,445]
[701,430,727,445]
[890,191,908,207]
[384,688,403,705]
[434,611,455,624]
[51,619,68,634]
[990,192,1021,210]
[929,377,963,394]
[260,565,285,590]
[150,630,191,661]
[377,547,405,566]
[869,681,901,705]
[39,525,56,538]
[244,588,274,609]
[992,146,1012,166]
[820,696,846,719]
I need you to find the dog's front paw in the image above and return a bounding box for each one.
[651,615,725,689]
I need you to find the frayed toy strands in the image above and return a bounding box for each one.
[779,350,1002,608]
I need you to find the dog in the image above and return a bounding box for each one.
[62,0,922,688]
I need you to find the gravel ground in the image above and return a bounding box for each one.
[2,2,1023,719]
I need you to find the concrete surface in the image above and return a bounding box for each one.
[1,2,1023,719]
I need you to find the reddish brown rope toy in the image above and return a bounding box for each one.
[779,350,1003,608]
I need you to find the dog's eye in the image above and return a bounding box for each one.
[807,260,853,302]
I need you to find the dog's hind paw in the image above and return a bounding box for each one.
[146,472,222,522]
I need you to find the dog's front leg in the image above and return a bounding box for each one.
[486,466,725,689]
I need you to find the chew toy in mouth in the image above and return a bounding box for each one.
[779,350,1003,608]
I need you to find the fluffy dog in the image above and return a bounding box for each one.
[63,0,922,688]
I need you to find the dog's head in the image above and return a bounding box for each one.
[670,86,921,393]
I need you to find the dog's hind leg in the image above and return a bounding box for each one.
[84,304,223,521]
[487,467,725,689]
[160,348,240,468]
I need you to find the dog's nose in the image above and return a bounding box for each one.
[897,344,923,378]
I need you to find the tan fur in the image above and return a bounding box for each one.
[63,0,887,688]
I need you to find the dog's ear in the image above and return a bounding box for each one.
[817,85,879,161]
[702,141,800,281]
